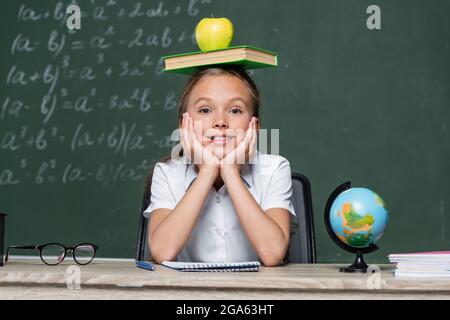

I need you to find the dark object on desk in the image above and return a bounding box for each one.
[0,213,6,267]
[5,243,98,266]
[324,181,379,273]
[136,172,317,264]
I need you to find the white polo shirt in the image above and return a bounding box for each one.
[143,150,296,263]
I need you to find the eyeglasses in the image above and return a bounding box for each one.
[5,243,98,266]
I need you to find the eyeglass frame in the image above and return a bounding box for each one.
[4,242,98,266]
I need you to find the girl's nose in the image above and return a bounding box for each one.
[213,119,228,129]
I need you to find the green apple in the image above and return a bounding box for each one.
[195,17,234,51]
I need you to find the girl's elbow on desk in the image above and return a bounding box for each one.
[149,241,179,264]
[259,249,288,267]
[150,249,178,264]
[260,257,285,267]
[255,235,290,267]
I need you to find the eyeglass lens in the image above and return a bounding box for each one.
[41,244,66,265]
[74,244,96,265]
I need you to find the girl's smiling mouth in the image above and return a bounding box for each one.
[206,134,234,145]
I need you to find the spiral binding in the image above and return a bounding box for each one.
[162,261,260,272]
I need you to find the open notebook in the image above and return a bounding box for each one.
[161,261,261,272]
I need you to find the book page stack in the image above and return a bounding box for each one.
[389,251,450,278]
[162,45,277,75]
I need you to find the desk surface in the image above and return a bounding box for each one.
[1,259,450,299]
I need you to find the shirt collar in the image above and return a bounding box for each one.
[183,151,261,191]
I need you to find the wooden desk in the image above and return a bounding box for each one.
[0,259,449,299]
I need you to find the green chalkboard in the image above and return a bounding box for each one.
[1,0,449,264]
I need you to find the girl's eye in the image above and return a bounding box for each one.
[230,108,242,114]
[199,107,210,113]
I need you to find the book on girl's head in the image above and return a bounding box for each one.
[162,45,278,75]
[161,261,261,272]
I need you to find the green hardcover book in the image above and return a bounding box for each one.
[162,45,278,75]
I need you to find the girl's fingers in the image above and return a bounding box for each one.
[245,119,257,162]
[193,118,203,143]
[188,114,195,145]
[182,131,191,160]
[187,114,206,164]
[180,113,187,144]
[187,116,197,162]
[244,119,254,145]
[179,128,186,150]
[185,114,192,144]
[206,143,220,164]
[206,142,215,154]
[188,113,194,134]
[182,113,192,160]
[243,119,253,142]
[249,122,257,161]
[179,114,186,146]
[247,121,254,145]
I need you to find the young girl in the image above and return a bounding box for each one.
[143,66,296,267]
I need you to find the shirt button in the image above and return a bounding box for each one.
[216,196,221,203]
[216,229,224,236]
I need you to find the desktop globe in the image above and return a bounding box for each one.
[330,187,388,248]
[324,182,389,273]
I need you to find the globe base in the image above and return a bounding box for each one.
[339,251,369,273]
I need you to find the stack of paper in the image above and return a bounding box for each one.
[389,251,450,278]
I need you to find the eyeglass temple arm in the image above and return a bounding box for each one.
[5,245,38,262]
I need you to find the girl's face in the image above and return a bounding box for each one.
[185,74,256,158]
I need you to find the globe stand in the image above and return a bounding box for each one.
[325,181,379,273]
[339,251,369,273]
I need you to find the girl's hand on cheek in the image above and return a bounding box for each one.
[220,117,258,175]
